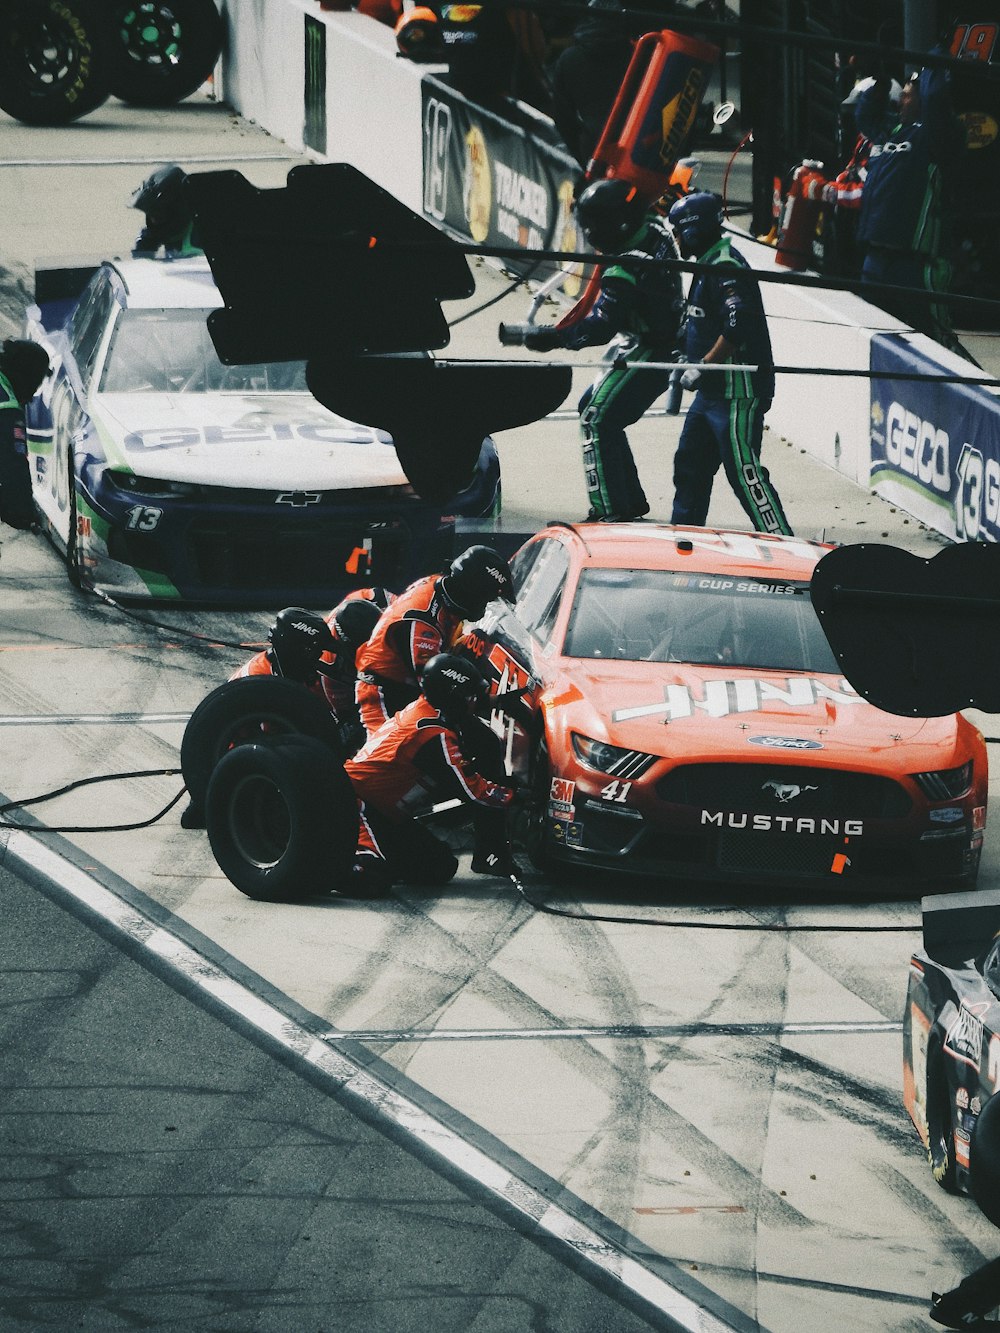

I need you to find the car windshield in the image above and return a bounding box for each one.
[562,567,840,671]
[100,309,310,393]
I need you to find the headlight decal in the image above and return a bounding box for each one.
[571,733,656,779]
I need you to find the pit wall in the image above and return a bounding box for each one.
[215,0,1000,545]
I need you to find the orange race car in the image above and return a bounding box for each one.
[461,522,989,891]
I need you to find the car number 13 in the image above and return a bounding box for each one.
[125,505,163,531]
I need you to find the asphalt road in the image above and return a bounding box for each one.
[3,90,1000,1333]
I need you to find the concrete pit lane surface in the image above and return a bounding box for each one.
[2,94,1000,1332]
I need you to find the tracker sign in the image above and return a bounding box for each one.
[419,75,580,282]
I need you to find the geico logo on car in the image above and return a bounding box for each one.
[885,402,950,491]
[702,812,864,834]
[123,424,355,450]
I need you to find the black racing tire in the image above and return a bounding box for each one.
[180,677,344,822]
[0,0,113,125]
[970,1091,1000,1228]
[107,0,223,106]
[66,451,83,590]
[206,738,358,901]
[524,739,562,877]
[926,1039,959,1193]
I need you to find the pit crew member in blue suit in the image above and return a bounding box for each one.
[855,55,972,359]
[667,191,793,536]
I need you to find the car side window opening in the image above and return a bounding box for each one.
[514,538,570,645]
[100,309,310,394]
[70,273,117,391]
[562,568,840,671]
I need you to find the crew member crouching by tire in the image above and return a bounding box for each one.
[345,653,519,897]
[232,591,390,752]
[355,545,515,737]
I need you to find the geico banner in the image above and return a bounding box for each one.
[420,76,587,289]
[869,332,1000,542]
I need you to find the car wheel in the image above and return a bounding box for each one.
[525,740,561,876]
[927,1039,959,1192]
[970,1092,1000,1228]
[107,0,223,106]
[0,0,113,125]
[65,456,84,590]
[180,677,345,824]
[206,738,358,901]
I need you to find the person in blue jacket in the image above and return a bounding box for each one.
[855,54,972,359]
[666,192,792,536]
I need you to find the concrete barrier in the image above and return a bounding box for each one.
[214,0,1000,544]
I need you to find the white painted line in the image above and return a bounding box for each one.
[0,155,299,168]
[325,1020,902,1042]
[2,829,744,1333]
[0,713,189,727]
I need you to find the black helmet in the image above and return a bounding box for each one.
[331,597,382,651]
[268,607,337,681]
[574,178,647,251]
[131,163,189,221]
[421,653,491,716]
[0,338,50,404]
[667,191,724,258]
[394,7,444,61]
[440,545,514,619]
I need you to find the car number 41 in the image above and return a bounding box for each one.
[600,780,632,802]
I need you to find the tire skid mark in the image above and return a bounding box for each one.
[325,882,812,1231]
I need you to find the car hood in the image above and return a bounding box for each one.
[93,392,412,490]
[544,660,961,768]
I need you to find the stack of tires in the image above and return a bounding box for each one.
[0,0,224,125]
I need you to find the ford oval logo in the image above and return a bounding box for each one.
[749,735,822,751]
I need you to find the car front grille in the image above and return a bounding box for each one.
[655,763,912,819]
[106,511,452,597]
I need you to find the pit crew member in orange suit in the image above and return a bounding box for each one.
[345,652,518,896]
[354,545,515,737]
[316,588,395,741]
[231,592,390,750]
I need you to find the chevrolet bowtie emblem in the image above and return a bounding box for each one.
[276,491,321,506]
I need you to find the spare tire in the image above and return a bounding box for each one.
[0,0,113,125]
[180,676,344,824]
[206,738,358,901]
[107,0,223,106]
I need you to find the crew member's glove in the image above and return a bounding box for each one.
[523,326,563,353]
[680,366,702,391]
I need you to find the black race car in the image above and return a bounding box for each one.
[903,889,1000,1197]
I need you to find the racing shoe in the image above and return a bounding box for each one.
[343,854,394,899]
[581,506,649,523]
[471,845,522,880]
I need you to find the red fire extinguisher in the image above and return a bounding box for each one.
[775,160,827,270]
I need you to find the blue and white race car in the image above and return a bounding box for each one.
[22,255,500,603]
